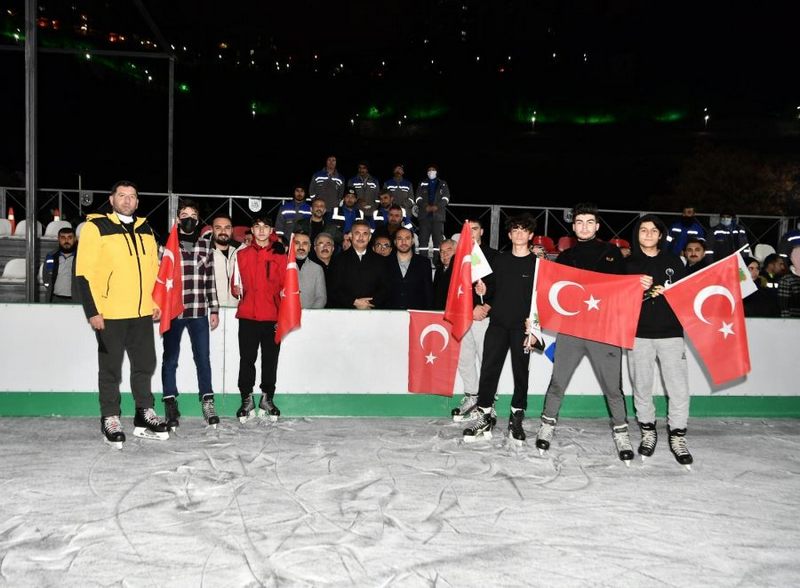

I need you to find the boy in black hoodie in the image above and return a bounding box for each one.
[625,214,693,469]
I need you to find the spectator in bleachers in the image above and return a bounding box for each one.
[293,230,326,309]
[743,256,780,318]
[371,233,393,257]
[43,226,77,303]
[243,230,253,247]
[665,205,706,257]
[778,245,800,318]
[206,214,243,308]
[330,187,365,235]
[777,221,800,260]
[327,219,387,309]
[383,164,416,217]
[415,164,450,259]
[683,237,710,274]
[385,204,414,237]
[160,199,220,430]
[372,190,408,228]
[311,232,336,295]
[708,210,750,261]
[385,227,433,310]
[760,253,786,290]
[347,161,380,213]
[309,155,344,210]
[274,185,311,240]
[433,238,456,310]
[295,198,343,248]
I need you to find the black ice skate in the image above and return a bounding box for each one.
[612,424,635,466]
[638,422,658,460]
[462,408,494,442]
[201,396,220,428]
[668,427,693,471]
[163,396,180,432]
[258,395,280,422]
[101,415,126,449]
[237,394,255,424]
[133,407,170,441]
[508,410,527,445]
[451,394,479,422]
[535,416,557,455]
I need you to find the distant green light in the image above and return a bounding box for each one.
[407,105,447,120]
[655,111,686,122]
[178,83,190,93]
[573,114,616,125]
[366,106,381,119]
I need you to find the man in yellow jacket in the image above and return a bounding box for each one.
[75,180,169,448]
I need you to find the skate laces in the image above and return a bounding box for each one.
[640,429,657,451]
[466,411,490,434]
[104,416,122,433]
[202,399,217,417]
[537,418,556,442]
[142,408,163,425]
[669,434,690,456]
[612,427,633,451]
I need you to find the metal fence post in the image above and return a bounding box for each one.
[489,205,501,250]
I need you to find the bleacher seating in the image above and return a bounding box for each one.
[75,221,86,239]
[0,219,12,237]
[0,258,26,281]
[11,220,43,239]
[43,220,72,239]
[752,243,776,263]
[557,236,577,252]
[232,225,250,243]
[532,235,557,253]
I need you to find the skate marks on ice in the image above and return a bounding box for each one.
[0,418,799,586]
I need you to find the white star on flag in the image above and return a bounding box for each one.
[457,285,464,298]
[165,278,173,291]
[425,352,437,364]
[718,321,735,339]
[584,294,601,310]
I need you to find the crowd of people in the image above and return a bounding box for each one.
[48,170,800,465]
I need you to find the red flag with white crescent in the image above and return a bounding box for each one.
[443,221,473,341]
[662,254,750,385]
[408,311,462,396]
[275,234,302,343]
[152,224,184,335]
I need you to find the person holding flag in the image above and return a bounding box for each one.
[462,214,538,443]
[535,203,636,464]
[625,214,694,469]
[231,217,287,423]
[155,199,220,431]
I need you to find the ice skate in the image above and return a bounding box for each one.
[508,409,526,445]
[201,396,220,428]
[163,396,180,432]
[668,427,693,471]
[451,394,479,422]
[133,407,170,441]
[236,394,255,424]
[638,422,658,460]
[258,395,280,422]
[462,408,494,442]
[612,424,634,466]
[101,415,125,449]
[535,416,557,455]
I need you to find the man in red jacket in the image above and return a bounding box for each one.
[231,216,287,422]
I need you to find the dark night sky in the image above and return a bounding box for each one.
[1,0,800,217]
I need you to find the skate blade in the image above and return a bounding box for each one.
[169,426,178,433]
[133,427,169,441]
[508,432,526,446]
[623,460,632,467]
[206,423,218,429]
[103,437,123,450]
[683,464,692,471]
[238,411,255,424]
[538,448,547,456]
[257,409,278,422]
[641,455,649,462]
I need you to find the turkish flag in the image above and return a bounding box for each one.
[275,234,302,343]
[534,258,643,349]
[408,311,462,396]
[443,221,473,341]
[152,224,184,335]
[662,254,750,385]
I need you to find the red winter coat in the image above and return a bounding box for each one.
[234,239,286,322]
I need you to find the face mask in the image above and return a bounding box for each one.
[427,170,437,180]
[180,217,199,233]
[720,217,732,227]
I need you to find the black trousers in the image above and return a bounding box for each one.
[237,319,280,399]
[96,317,156,417]
[477,323,531,411]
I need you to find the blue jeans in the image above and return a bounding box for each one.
[161,316,213,400]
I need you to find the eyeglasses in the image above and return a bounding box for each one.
[374,243,392,250]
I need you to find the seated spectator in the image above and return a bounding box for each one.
[743,257,779,317]
[371,232,393,257]
[43,227,77,303]
[385,204,414,238]
[777,221,800,260]
[327,220,387,309]
[433,239,456,310]
[330,188,365,235]
[385,227,433,310]
[760,253,786,290]
[243,230,253,246]
[683,237,710,274]
[778,245,800,317]
[293,231,326,309]
[666,205,706,256]
[274,185,311,240]
[295,198,343,247]
[708,210,750,261]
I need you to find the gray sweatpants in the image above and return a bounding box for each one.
[628,337,690,430]
[541,333,628,427]
[457,317,490,396]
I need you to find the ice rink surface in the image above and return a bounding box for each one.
[1,416,798,587]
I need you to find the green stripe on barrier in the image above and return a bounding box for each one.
[1,393,799,418]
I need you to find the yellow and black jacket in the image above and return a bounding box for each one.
[75,213,159,320]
